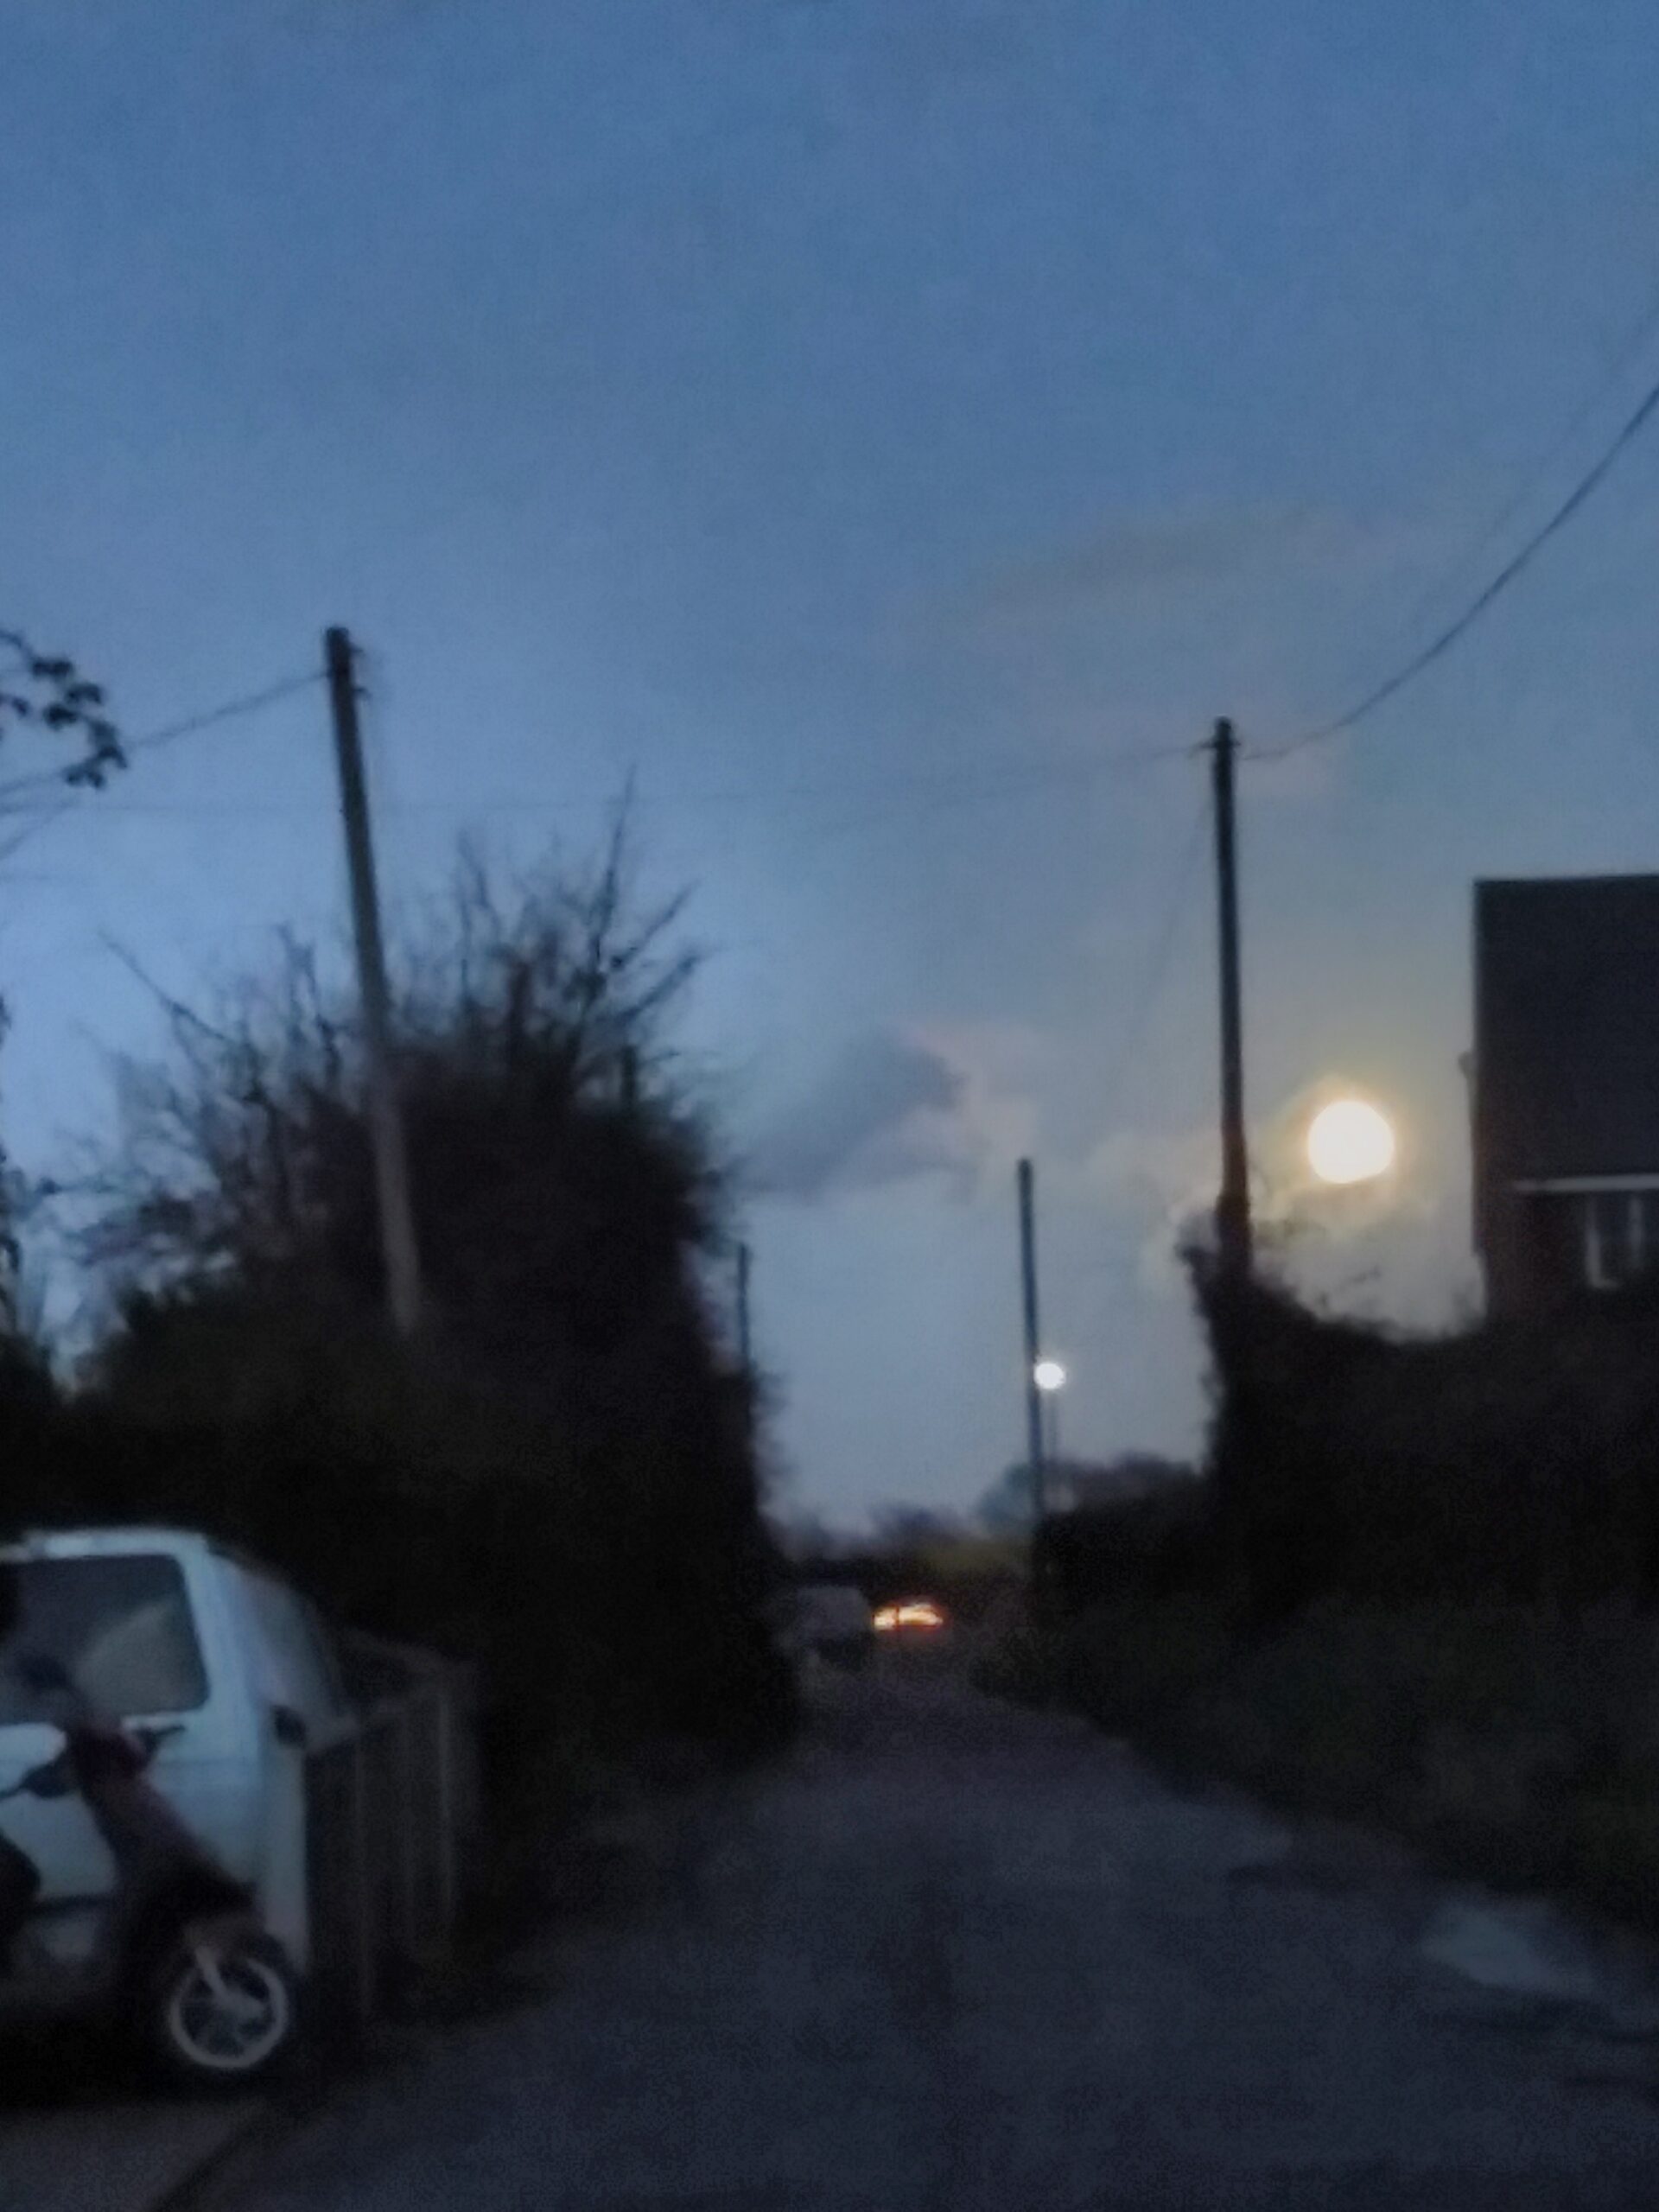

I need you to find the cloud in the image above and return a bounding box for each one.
[751,1032,963,1201]
[950,498,1461,633]
[1084,1122,1218,1289]
[987,505,1325,608]
[751,1022,1039,1203]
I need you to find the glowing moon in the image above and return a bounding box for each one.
[1307,1098,1395,1186]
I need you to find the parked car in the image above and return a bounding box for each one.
[0,1526,353,2086]
[779,1583,876,1670]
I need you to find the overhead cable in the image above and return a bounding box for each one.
[1255,365,1659,762]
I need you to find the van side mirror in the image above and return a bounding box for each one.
[271,1704,308,1751]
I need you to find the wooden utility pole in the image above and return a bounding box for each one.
[734,1239,757,1446]
[324,626,423,1336]
[1210,717,1252,1281]
[1017,1157,1046,1523]
[736,1240,753,1377]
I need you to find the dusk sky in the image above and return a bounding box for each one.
[3,2,1658,1521]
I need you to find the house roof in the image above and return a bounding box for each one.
[1475,874,1659,1181]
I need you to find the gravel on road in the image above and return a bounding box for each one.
[213,1671,1659,2211]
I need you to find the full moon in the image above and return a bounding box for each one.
[1307,1098,1395,1186]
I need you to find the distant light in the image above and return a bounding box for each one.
[1307,1098,1396,1186]
[1033,1358,1067,1393]
[873,1599,946,1634]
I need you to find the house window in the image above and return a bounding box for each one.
[1584,1191,1659,1289]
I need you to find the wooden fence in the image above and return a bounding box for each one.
[304,1637,480,2024]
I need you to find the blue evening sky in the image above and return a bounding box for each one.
[3,1,1657,1519]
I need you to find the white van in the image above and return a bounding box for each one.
[0,1527,353,2082]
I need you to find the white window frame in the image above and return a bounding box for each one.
[1585,1195,1612,1289]
[1510,1174,1659,1193]
[1510,1177,1659,1293]
[1579,1192,1644,1290]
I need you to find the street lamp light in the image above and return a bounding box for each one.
[1033,1358,1066,1472]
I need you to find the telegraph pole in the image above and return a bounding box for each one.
[734,1239,757,1445]
[1016,1158,1046,1522]
[735,1240,753,1377]
[324,626,423,1337]
[1211,717,1252,1281]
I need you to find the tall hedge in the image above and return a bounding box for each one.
[10,838,794,1766]
[1196,1259,1659,1620]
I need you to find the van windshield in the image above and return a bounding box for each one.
[0,1555,207,1722]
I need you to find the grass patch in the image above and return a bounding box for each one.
[1010,1594,1659,1933]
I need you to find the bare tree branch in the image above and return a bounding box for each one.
[80,835,712,1310]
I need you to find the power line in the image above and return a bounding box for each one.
[0,798,74,870]
[0,669,323,812]
[0,646,1195,829]
[371,731,1194,813]
[1390,277,1659,654]
[1095,793,1210,1133]
[127,671,323,760]
[1255,363,1659,763]
[0,728,1196,826]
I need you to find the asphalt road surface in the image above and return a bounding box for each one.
[222,1670,1659,2211]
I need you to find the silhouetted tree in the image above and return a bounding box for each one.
[67,827,791,1761]
[0,625,120,1377]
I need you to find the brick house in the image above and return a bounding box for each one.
[1473,874,1659,1312]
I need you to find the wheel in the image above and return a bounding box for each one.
[143,1924,299,2090]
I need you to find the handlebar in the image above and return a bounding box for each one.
[0,1755,71,1803]
[0,1720,187,1803]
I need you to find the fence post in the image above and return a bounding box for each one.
[391,1703,421,1967]
[434,1684,457,1940]
[350,1734,377,2024]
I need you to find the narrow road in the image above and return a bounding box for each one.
[226,1673,1659,2210]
